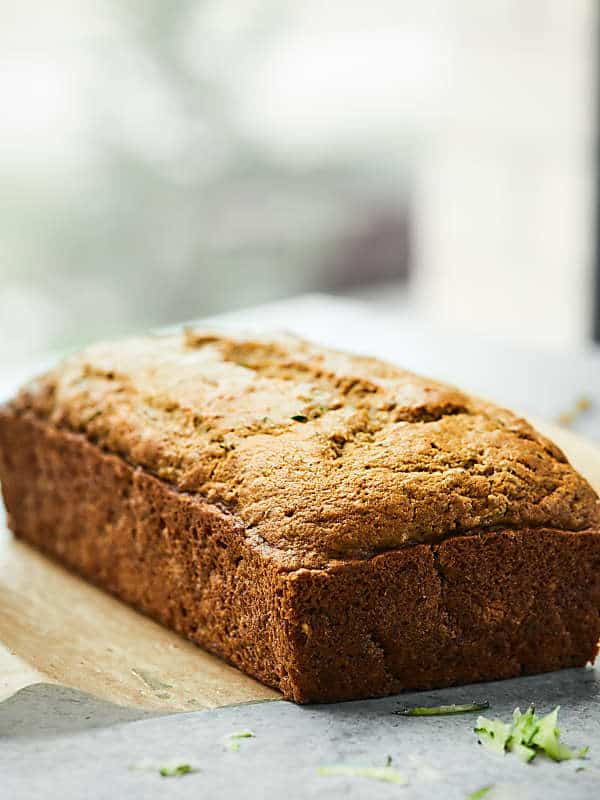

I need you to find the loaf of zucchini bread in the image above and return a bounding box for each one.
[1,330,599,702]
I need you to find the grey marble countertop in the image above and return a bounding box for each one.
[2,670,600,800]
[2,294,600,799]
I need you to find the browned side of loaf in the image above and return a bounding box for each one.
[284,532,600,702]
[0,411,298,697]
[1,410,600,704]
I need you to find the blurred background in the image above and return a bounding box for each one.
[1,0,598,367]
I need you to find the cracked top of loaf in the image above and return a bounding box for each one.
[12,330,600,567]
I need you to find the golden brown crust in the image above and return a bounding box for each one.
[12,330,600,568]
[1,411,599,703]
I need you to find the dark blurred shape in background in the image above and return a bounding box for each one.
[0,1,597,363]
[322,207,411,292]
